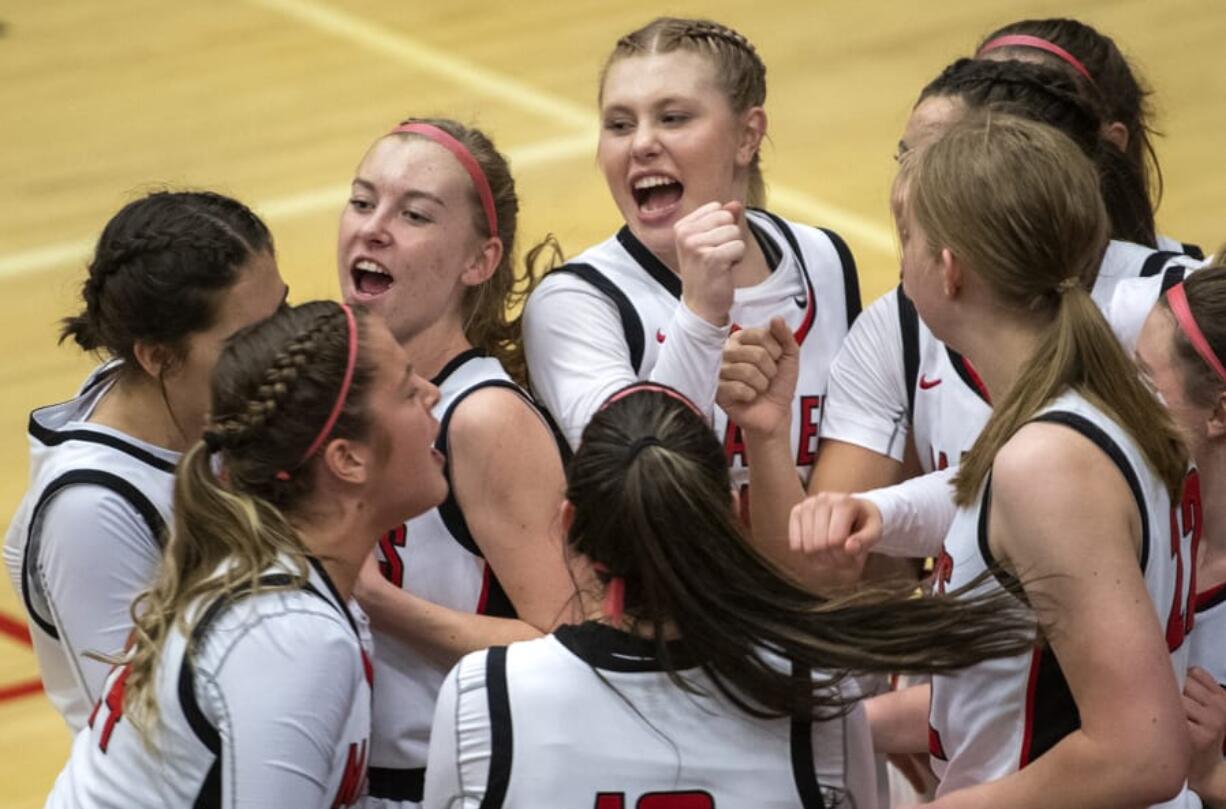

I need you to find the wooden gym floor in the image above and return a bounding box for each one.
[1,1,1223,805]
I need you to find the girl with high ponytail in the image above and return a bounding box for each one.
[46,301,448,808]
[423,382,1037,808]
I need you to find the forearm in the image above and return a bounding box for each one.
[856,467,958,558]
[866,684,930,754]
[649,300,731,419]
[359,584,541,668]
[1193,759,1226,807]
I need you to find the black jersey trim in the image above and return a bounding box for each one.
[1197,582,1226,613]
[1182,243,1205,261]
[479,646,512,809]
[819,228,861,328]
[947,348,991,405]
[28,417,177,475]
[368,766,425,802]
[616,226,682,298]
[21,469,168,640]
[1161,264,1189,294]
[974,481,1027,602]
[554,621,698,672]
[897,287,920,422]
[1019,645,1081,766]
[1031,411,1151,571]
[789,662,827,809]
[1139,250,1182,278]
[552,263,647,374]
[432,348,488,387]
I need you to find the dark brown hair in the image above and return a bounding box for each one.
[1162,265,1226,407]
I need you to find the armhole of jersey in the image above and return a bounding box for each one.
[896,288,920,422]
[549,263,646,374]
[818,228,862,328]
[1182,243,1205,261]
[1029,412,1151,571]
[21,469,167,640]
[1139,250,1181,278]
[1161,264,1189,294]
[478,646,512,809]
[788,662,828,809]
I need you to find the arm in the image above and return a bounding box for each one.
[924,424,1190,809]
[1185,666,1226,807]
[865,684,931,755]
[357,388,580,668]
[202,609,364,809]
[36,486,161,710]
[423,654,491,809]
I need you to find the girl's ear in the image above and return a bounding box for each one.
[736,106,767,168]
[132,339,176,379]
[460,237,503,287]
[320,438,370,485]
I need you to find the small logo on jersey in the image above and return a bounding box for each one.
[656,329,666,343]
[919,375,942,390]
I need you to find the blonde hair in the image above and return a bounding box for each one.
[600,17,768,207]
[905,114,1187,504]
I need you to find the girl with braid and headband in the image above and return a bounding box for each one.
[522,17,862,518]
[4,191,287,733]
[46,301,448,809]
[423,382,1039,809]
[337,118,578,808]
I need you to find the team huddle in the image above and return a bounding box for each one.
[5,13,1226,809]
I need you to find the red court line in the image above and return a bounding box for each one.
[0,610,32,646]
[0,678,43,703]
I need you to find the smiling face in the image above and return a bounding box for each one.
[597,50,760,266]
[337,136,488,345]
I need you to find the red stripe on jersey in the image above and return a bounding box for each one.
[1196,580,1226,612]
[962,357,991,403]
[0,611,32,646]
[360,649,373,687]
[476,562,492,615]
[1019,647,1043,767]
[793,282,817,345]
[928,725,948,761]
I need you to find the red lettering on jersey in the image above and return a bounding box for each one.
[594,793,715,809]
[928,449,950,472]
[360,649,373,687]
[1165,470,1202,651]
[96,665,132,753]
[795,395,823,467]
[933,549,954,595]
[928,725,948,761]
[595,794,626,809]
[736,483,751,531]
[723,421,747,467]
[377,525,407,589]
[331,739,368,809]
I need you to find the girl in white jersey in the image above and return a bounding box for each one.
[3,191,287,732]
[47,300,449,809]
[337,118,578,807]
[522,17,860,508]
[424,382,1041,809]
[1130,261,1226,805]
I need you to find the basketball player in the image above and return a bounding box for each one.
[336,118,578,808]
[422,383,1041,809]
[522,17,860,504]
[45,301,448,808]
[3,191,287,732]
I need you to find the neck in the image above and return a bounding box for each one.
[401,316,473,382]
[293,502,386,601]
[89,372,190,452]
[953,309,1047,403]
[1196,446,1226,590]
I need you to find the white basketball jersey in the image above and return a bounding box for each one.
[906,241,1198,473]
[425,622,876,809]
[46,558,373,809]
[367,350,533,805]
[3,361,177,730]
[927,392,1198,806]
[553,210,860,495]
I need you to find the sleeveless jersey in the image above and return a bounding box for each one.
[904,241,1196,473]
[46,558,373,809]
[3,361,177,730]
[367,350,532,806]
[1191,578,1226,692]
[530,209,860,492]
[423,621,876,809]
[927,392,1199,806]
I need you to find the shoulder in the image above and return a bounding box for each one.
[36,481,162,554]
[992,415,1130,508]
[447,385,551,451]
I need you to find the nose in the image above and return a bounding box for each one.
[630,121,660,161]
[356,205,392,246]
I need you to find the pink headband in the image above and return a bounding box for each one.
[276,303,360,481]
[977,34,1095,84]
[599,383,704,418]
[391,122,498,240]
[1166,283,1226,386]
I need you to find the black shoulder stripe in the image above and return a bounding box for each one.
[1031,412,1150,570]
[818,228,861,328]
[897,288,920,422]
[28,418,177,474]
[1139,250,1181,278]
[551,263,646,375]
[755,209,809,275]
[1182,243,1205,261]
[789,662,827,809]
[974,478,1027,601]
[479,647,513,809]
[1161,264,1189,294]
[22,469,168,640]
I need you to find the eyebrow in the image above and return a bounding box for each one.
[352,178,446,208]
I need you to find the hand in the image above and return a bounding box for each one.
[717,316,798,436]
[789,492,882,569]
[353,550,392,608]
[675,200,745,326]
[1185,666,1226,782]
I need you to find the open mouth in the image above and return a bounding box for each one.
[351,259,393,297]
[631,174,684,215]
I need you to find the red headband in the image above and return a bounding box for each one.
[276,303,360,481]
[1166,283,1226,386]
[598,383,704,418]
[977,34,1095,84]
[391,122,498,240]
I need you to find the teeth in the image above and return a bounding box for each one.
[354,259,390,275]
[633,175,678,190]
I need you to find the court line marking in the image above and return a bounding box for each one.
[0,611,31,647]
[0,679,43,704]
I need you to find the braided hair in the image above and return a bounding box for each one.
[60,190,274,369]
[601,17,769,207]
[119,301,375,744]
[919,58,1156,247]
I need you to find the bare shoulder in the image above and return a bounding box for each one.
[992,419,1132,511]
[447,385,558,466]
